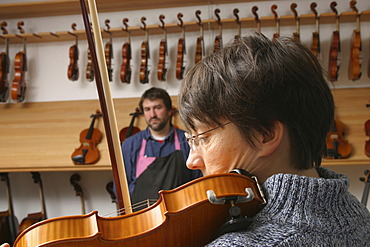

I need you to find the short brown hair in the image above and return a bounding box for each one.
[139,87,172,112]
[178,32,334,170]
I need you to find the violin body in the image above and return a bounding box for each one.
[86,48,94,81]
[0,51,9,102]
[214,36,222,53]
[120,42,131,83]
[348,30,361,81]
[11,51,27,102]
[105,42,113,82]
[139,41,149,84]
[325,120,352,159]
[365,119,370,157]
[13,173,265,247]
[195,37,203,64]
[310,32,320,58]
[68,44,79,81]
[176,38,185,80]
[328,31,340,82]
[157,39,167,81]
[18,212,45,234]
[72,112,102,165]
[119,108,141,143]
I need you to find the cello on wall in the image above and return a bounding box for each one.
[11,21,27,103]
[18,172,47,234]
[67,23,79,81]
[0,173,18,246]
[176,13,186,80]
[120,18,131,84]
[328,1,340,82]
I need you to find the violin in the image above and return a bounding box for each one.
[67,23,79,81]
[157,15,167,81]
[0,173,18,246]
[71,110,103,165]
[325,119,352,159]
[233,8,241,41]
[11,21,27,103]
[18,172,47,234]
[310,2,320,59]
[252,6,261,34]
[291,3,300,42]
[328,1,341,82]
[119,107,141,143]
[271,5,280,41]
[86,23,94,82]
[0,21,10,102]
[104,19,113,82]
[140,17,150,84]
[359,170,370,206]
[13,172,266,247]
[176,13,186,80]
[195,10,204,64]
[214,9,222,53]
[106,181,119,214]
[348,0,361,81]
[120,18,131,83]
[70,174,86,215]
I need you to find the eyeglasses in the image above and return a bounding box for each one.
[185,121,232,150]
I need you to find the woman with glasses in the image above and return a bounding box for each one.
[179,32,370,246]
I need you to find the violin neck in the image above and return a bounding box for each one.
[86,114,97,140]
[31,172,47,218]
[1,173,15,216]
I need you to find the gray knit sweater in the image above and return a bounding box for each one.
[206,167,370,246]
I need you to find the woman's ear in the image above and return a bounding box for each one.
[258,121,285,157]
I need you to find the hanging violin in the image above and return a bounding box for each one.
[104,19,113,82]
[86,23,94,82]
[68,23,79,81]
[365,104,370,158]
[176,13,186,80]
[157,15,167,81]
[310,2,321,59]
[0,21,10,102]
[11,21,27,103]
[252,6,261,34]
[214,9,222,53]
[291,3,300,42]
[325,119,352,159]
[0,173,18,246]
[328,1,341,82]
[106,181,119,214]
[233,8,241,41]
[71,110,103,165]
[70,174,86,215]
[140,17,150,84]
[348,0,361,81]
[120,18,131,83]
[119,107,142,143]
[18,172,47,234]
[271,5,280,41]
[195,10,204,64]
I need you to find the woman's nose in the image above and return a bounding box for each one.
[186,149,204,171]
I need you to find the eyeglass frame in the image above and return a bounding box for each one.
[184,121,232,150]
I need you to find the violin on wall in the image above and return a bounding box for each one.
[119,107,141,143]
[67,23,79,81]
[0,173,18,245]
[157,15,167,81]
[328,1,340,82]
[70,174,86,215]
[310,2,320,59]
[359,170,370,206]
[325,119,352,159]
[271,5,280,41]
[213,9,222,53]
[11,21,27,103]
[18,172,47,234]
[365,104,370,157]
[291,3,300,42]
[140,17,150,84]
[176,13,186,80]
[195,10,204,64]
[348,0,362,81]
[0,21,10,102]
[71,110,103,165]
[120,18,131,83]
[86,23,94,82]
[104,19,113,82]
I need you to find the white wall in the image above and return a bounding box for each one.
[0,0,369,227]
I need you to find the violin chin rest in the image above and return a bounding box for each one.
[214,215,253,239]
[72,154,85,164]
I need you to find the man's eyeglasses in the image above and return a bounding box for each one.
[184,122,232,150]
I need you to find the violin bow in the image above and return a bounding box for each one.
[79,0,132,214]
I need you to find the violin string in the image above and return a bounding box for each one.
[102,199,157,217]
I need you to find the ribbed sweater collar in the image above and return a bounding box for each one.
[257,167,368,234]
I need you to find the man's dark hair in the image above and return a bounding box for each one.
[139,87,172,112]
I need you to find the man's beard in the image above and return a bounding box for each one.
[148,118,168,132]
